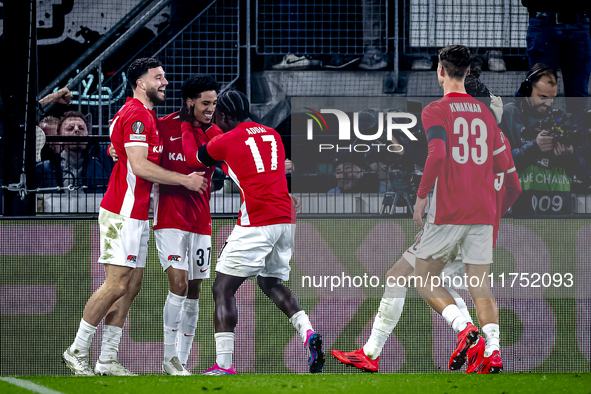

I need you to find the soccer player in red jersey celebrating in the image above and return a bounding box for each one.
[412,45,510,374]
[63,58,208,376]
[155,75,222,375]
[183,90,324,375]
[332,77,521,374]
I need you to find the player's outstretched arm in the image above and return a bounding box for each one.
[501,168,521,216]
[413,197,428,227]
[181,123,201,168]
[126,145,207,193]
[493,125,510,172]
[180,122,220,169]
[413,127,447,227]
[290,194,301,213]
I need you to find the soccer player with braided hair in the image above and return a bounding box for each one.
[182,89,324,375]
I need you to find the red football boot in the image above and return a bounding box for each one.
[449,322,480,370]
[331,348,379,373]
[477,350,503,374]
[465,336,485,373]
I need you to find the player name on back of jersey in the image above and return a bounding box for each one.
[247,126,268,135]
[449,102,483,113]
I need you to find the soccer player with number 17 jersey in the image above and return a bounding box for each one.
[412,45,510,374]
[183,90,324,375]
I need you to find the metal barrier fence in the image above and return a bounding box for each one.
[38,0,239,137]
[39,0,173,137]
[403,0,530,57]
[5,0,591,216]
[256,0,389,56]
[35,136,246,215]
[149,0,240,116]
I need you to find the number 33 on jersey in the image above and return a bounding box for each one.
[421,93,510,226]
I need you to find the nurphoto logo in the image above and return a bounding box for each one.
[304,107,418,153]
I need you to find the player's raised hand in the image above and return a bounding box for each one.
[413,196,427,227]
[179,105,195,124]
[184,171,208,193]
[40,86,72,105]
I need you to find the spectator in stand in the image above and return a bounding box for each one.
[328,159,366,194]
[36,111,114,192]
[59,111,113,192]
[36,116,63,188]
[39,116,61,156]
[39,86,74,119]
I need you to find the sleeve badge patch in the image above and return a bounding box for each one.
[131,121,145,134]
[130,134,147,141]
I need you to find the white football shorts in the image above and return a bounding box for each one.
[413,222,493,266]
[216,223,293,281]
[403,245,468,291]
[97,207,149,269]
[155,228,211,280]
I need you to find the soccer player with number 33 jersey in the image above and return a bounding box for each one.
[412,45,510,374]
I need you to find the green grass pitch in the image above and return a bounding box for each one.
[1,373,590,394]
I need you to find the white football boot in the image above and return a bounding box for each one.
[162,356,191,376]
[94,359,137,376]
[62,347,94,376]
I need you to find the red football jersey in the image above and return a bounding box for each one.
[493,132,520,247]
[205,121,292,227]
[420,93,507,226]
[101,97,162,220]
[153,112,222,235]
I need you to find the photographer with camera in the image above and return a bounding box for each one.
[500,63,584,215]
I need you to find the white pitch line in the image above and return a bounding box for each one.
[0,377,64,394]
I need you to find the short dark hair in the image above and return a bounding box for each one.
[438,45,472,80]
[127,57,163,89]
[528,63,558,87]
[58,111,88,134]
[181,74,219,102]
[217,90,250,121]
